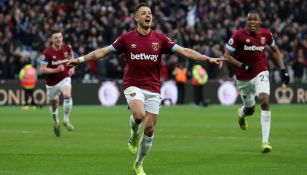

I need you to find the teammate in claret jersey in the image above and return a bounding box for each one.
[40,31,75,137]
[224,11,290,154]
[67,3,225,175]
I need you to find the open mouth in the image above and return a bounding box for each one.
[145,19,151,23]
[249,25,256,30]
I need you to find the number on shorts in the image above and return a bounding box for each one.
[260,75,264,81]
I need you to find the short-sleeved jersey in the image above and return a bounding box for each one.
[225,28,275,80]
[41,44,73,86]
[111,29,176,93]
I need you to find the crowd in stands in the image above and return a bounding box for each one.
[0,0,306,83]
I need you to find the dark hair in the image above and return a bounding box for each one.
[247,10,260,17]
[50,29,62,37]
[134,2,150,13]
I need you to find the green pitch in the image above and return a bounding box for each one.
[0,105,306,175]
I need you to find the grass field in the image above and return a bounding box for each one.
[0,104,306,175]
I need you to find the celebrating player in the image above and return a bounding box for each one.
[224,11,290,154]
[67,3,225,175]
[40,31,75,137]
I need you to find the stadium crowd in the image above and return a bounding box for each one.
[0,0,306,83]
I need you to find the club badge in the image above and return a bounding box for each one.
[152,42,159,51]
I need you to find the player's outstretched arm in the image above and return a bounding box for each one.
[67,47,115,67]
[175,45,225,67]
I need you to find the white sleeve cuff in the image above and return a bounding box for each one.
[78,56,85,63]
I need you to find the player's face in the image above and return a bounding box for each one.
[51,33,63,48]
[135,6,152,29]
[246,13,261,34]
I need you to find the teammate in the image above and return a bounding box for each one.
[224,11,290,154]
[40,31,75,137]
[67,3,225,175]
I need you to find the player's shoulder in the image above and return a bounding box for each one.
[260,27,271,33]
[234,28,246,35]
[231,28,246,39]
[152,30,167,38]
[259,27,273,36]
[120,30,136,38]
[62,44,72,51]
[151,30,172,43]
[43,46,53,55]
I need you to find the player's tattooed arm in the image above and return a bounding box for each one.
[92,51,98,60]
[67,46,116,67]
[84,47,115,62]
[175,46,211,61]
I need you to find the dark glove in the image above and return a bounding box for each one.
[241,63,252,73]
[280,69,290,85]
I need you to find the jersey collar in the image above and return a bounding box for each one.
[245,27,261,35]
[135,28,152,37]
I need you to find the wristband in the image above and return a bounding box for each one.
[78,56,85,63]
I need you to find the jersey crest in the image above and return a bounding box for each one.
[152,42,159,51]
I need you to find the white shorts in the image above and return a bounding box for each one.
[46,77,71,100]
[124,86,161,115]
[236,71,270,107]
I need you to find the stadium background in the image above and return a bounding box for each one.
[0,0,306,106]
[0,1,307,175]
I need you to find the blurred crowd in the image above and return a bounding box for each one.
[0,0,306,83]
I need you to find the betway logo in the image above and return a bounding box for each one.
[244,45,265,52]
[52,59,68,65]
[131,53,158,62]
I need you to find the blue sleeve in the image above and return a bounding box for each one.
[171,44,179,53]
[225,44,236,52]
[107,45,117,52]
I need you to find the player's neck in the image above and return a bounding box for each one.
[52,44,61,51]
[136,27,151,36]
[246,27,260,35]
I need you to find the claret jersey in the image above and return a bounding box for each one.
[111,29,177,93]
[42,44,73,86]
[225,28,275,80]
